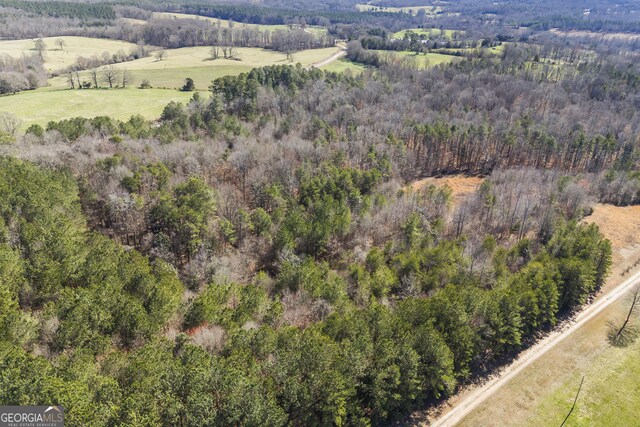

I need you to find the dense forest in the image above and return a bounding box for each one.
[0,0,639,425]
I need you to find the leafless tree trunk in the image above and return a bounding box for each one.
[608,285,640,347]
[102,64,120,88]
[90,69,99,88]
[34,38,46,61]
[121,68,131,88]
[66,70,75,89]
[210,46,220,60]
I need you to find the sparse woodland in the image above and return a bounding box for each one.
[1,0,640,425]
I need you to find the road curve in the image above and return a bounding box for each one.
[430,268,640,427]
[308,47,346,69]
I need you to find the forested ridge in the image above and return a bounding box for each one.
[2,33,637,424]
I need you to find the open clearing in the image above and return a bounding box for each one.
[584,204,640,263]
[525,334,640,426]
[322,58,367,74]
[152,12,290,31]
[393,28,459,39]
[374,50,461,67]
[407,175,483,208]
[47,46,342,90]
[0,45,343,127]
[549,28,640,42]
[0,88,194,128]
[428,203,640,427]
[0,36,138,73]
[356,4,441,16]
[152,12,327,35]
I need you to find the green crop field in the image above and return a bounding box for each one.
[393,28,459,40]
[0,36,138,73]
[0,88,195,129]
[46,46,342,90]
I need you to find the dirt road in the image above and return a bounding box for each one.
[308,46,346,69]
[430,268,640,427]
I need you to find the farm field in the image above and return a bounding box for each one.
[527,335,640,427]
[0,36,138,73]
[356,4,441,16]
[0,88,195,129]
[374,50,462,67]
[47,46,342,90]
[0,44,344,128]
[393,27,459,39]
[152,12,328,35]
[321,58,367,74]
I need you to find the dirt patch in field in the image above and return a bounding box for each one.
[407,175,483,208]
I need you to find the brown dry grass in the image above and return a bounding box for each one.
[584,204,640,262]
[407,175,483,208]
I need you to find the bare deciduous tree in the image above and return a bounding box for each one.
[0,112,22,136]
[608,285,640,347]
[90,68,99,88]
[66,70,75,89]
[154,49,167,61]
[33,38,46,61]
[210,45,220,60]
[56,38,66,51]
[121,68,132,88]
[101,64,120,88]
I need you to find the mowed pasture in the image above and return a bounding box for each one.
[356,4,441,16]
[47,46,343,90]
[393,28,459,39]
[374,50,462,68]
[0,88,195,129]
[0,36,138,73]
[152,12,328,36]
[0,43,345,128]
[322,58,367,74]
[528,335,640,427]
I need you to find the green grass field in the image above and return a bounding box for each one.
[527,335,640,426]
[0,44,344,128]
[47,46,342,90]
[321,58,367,74]
[0,88,195,129]
[393,28,459,40]
[374,50,461,68]
[44,47,338,90]
[0,36,138,73]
